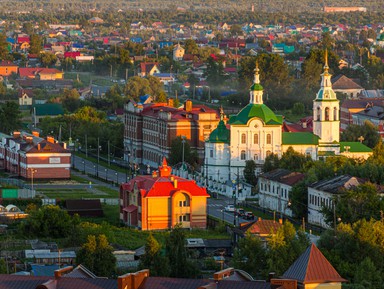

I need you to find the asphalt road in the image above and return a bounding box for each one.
[207,195,250,225]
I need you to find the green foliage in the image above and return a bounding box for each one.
[124,76,166,101]
[76,234,116,277]
[40,52,57,67]
[243,160,257,186]
[139,233,170,276]
[232,232,266,279]
[58,88,81,113]
[341,121,380,149]
[204,56,227,86]
[318,219,384,287]
[279,147,313,172]
[262,153,279,172]
[289,181,308,219]
[292,102,305,115]
[168,136,198,166]
[0,101,22,134]
[0,259,6,274]
[20,205,80,239]
[0,33,9,60]
[165,225,200,278]
[29,34,43,55]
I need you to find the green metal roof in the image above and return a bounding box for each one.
[250,83,263,91]
[229,103,282,125]
[282,132,320,145]
[339,142,372,153]
[33,104,64,116]
[208,120,230,144]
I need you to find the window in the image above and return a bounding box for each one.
[179,214,190,222]
[266,150,272,157]
[333,107,338,121]
[210,150,213,158]
[253,133,258,144]
[179,200,188,207]
[241,133,246,144]
[240,150,246,160]
[317,107,320,121]
[254,154,258,161]
[325,107,330,121]
[266,134,272,144]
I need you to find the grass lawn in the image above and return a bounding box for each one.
[39,188,109,199]
[97,186,119,198]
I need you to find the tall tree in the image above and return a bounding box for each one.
[340,120,380,148]
[29,34,43,55]
[139,233,169,276]
[243,160,257,186]
[184,39,198,55]
[0,33,9,60]
[76,234,116,278]
[168,136,198,167]
[0,101,22,134]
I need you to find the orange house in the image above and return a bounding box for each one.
[119,158,209,230]
[0,61,18,77]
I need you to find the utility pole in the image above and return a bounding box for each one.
[85,134,88,157]
[108,140,110,166]
[125,68,128,81]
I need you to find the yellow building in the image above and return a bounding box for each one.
[119,158,209,230]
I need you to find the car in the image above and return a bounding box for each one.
[244,211,255,220]
[224,205,235,212]
[235,208,245,217]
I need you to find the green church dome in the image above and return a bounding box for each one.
[250,83,263,91]
[208,120,230,143]
[229,103,282,125]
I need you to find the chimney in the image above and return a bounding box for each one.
[173,179,178,188]
[213,268,233,281]
[152,171,158,178]
[37,143,41,150]
[268,272,276,282]
[54,266,73,279]
[118,269,149,289]
[32,131,40,137]
[302,121,307,128]
[13,131,21,138]
[167,98,174,107]
[184,99,192,112]
[258,217,262,222]
[279,218,283,224]
[38,279,57,289]
[47,136,55,143]
[271,279,297,289]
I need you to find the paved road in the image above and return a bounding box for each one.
[208,195,250,225]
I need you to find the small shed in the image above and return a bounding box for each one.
[65,199,103,217]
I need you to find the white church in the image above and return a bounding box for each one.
[205,52,372,183]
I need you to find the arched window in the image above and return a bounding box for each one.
[240,150,246,160]
[266,134,272,144]
[325,107,330,121]
[333,107,338,121]
[241,133,246,144]
[253,133,258,144]
[317,107,321,121]
[266,150,272,157]
[254,154,258,161]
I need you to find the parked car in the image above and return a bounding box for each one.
[244,211,255,220]
[235,208,245,217]
[224,205,235,212]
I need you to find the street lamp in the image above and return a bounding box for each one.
[181,136,186,170]
[29,168,37,194]
[82,161,85,174]
[115,172,118,186]
[105,168,108,181]
[94,165,96,176]
[221,209,224,223]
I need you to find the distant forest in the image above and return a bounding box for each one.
[0,0,383,14]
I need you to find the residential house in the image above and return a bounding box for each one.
[258,169,305,218]
[352,104,384,138]
[340,98,384,131]
[308,175,368,228]
[331,74,364,98]
[119,158,209,230]
[0,131,71,179]
[138,62,160,77]
[19,68,64,80]
[173,43,185,61]
[0,60,18,77]
[88,17,104,24]
[123,99,221,167]
[18,89,34,107]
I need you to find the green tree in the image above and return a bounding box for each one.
[292,102,305,115]
[0,259,6,274]
[76,234,116,277]
[232,232,266,279]
[184,39,198,55]
[165,225,200,278]
[289,181,308,219]
[40,52,57,67]
[230,24,243,36]
[139,233,169,276]
[244,160,257,186]
[124,76,151,101]
[204,56,226,86]
[0,33,9,60]
[29,34,43,54]
[168,136,198,166]
[340,120,380,148]
[279,147,312,171]
[59,88,81,113]
[20,205,80,238]
[262,153,280,172]
[0,101,22,134]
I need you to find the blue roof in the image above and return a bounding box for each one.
[31,264,60,276]
[130,37,143,43]
[72,43,84,48]
[6,37,15,44]
[139,94,151,103]
[153,73,174,78]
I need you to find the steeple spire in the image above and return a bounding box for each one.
[249,61,264,104]
[219,105,224,121]
[323,49,329,75]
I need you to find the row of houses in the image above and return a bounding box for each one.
[258,168,383,228]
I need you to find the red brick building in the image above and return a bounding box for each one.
[119,158,209,230]
[0,131,71,179]
[124,99,220,168]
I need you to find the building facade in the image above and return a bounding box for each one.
[119,158,209,230]
[0,131,71,179]
[124,99,220,168]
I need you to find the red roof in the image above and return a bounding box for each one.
[246,219,282,235]
[120,159,209,198]
[283,244,347,284]
[123,204,137,213]
[19,68,62,78]
[64,51,81,59]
